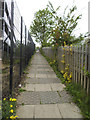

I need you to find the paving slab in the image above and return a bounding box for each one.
[17,92,40,105]
[23,84,35,91]
[57,103,83,118]
[23,84,52,92]
[35,84,51,91]
[47,74,57,78]
[16,105,34,118]
[36,68,45,71]
[27,73,36,78]
[44,68,54,71]
[26,78,39,84]
[37,71,55,74]
[36,74,47,78]
[26,78,61,84]
[50,83,66,91]
[40,91,61,104]
[35,104,62,118]
[58,90,73,103]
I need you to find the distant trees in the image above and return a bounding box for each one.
[30,1,82,47]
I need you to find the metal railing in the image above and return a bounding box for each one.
[0,0,35,96]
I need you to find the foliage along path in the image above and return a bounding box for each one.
[16,51,83,119]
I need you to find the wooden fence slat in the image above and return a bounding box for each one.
[84,44,88,89]
[81,45,84,86]
[72,46,74,81]
[76,46,78,83]
[74,46,76,82]
[78,46,81,83]
[87,44,90,94]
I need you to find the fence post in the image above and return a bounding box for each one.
[87,44,90,94]
[25,26,27,65]
[10,1,14,95]
[20,16,23,78]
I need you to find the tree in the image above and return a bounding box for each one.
[30,2,60,47]
[30,2,82,47]
[30,7,54,47]
[51,5,82,46]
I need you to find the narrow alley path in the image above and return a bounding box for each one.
[16,52,83,119]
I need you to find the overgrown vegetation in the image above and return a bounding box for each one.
[40,50,90,119]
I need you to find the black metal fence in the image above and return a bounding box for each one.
[0,0,35,97]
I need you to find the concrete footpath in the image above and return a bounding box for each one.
[16,52,83,119]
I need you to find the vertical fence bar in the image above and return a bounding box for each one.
[10,1,14,95]
[20,16,23,78]
[25,25,27,66]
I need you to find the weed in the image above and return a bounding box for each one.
[22,103,24,106]
[40,101,42,104]
[18,88,26,92]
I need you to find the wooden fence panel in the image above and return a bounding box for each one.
[42,44,90,94]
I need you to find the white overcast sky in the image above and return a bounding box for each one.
[15,0,90,46]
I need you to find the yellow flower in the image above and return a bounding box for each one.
[61,70,64,74]
[70,74,72,78]
[15,116,18,118]
[64,41,66,46]
[63,74,67,79]
[70,48,72,52]
[65,67,68,70]
[61,60,65,63]
[10,105,13,107]
[62,55,65,57]
[10,98,12,101]
[10,115,15,119]
[67,48,69,51]
[10,109,13,113]
[70,44,72,47]
[3,98,6,100]
[12,98,16,101]
[50,62,52,65]
[63,48,65,50]
[67,77,70,80]
[68,81,71,83]
[53,60,56,63]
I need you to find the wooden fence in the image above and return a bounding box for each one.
[42,44,90,94]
